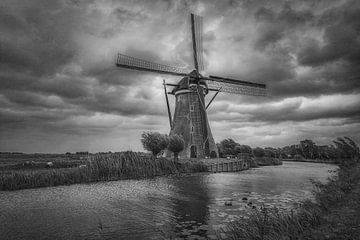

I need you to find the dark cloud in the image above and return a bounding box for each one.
[296,1,360,69]
[0,0,359,152]
[253,4,314,50]
[298,24,360,66]
[247,0,360,100]
[0,1,78,76]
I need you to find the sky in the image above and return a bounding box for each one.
[0,0,359,153]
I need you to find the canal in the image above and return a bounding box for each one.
[0,161,337,239]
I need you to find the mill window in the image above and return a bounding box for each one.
[190,105,194,112]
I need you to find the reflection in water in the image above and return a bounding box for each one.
[171,174,211,239]
[0,162,336,240]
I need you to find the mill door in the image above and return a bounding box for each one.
[190,145,197,158]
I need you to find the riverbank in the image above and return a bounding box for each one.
[252,157,282,167]
[0,152,207,191]
[223,160,360,240]
[282,158,336,164]
[0,153,283,191]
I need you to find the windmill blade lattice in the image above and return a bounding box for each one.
[116,53,189,77]
[205,75,267,96]
[191,14,204,72]
[207,81,266,96]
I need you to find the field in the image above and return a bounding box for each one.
[0,153,86,171]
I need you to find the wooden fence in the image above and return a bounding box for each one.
[207,160,250,173]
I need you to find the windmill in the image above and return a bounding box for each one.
[116,14,266,159]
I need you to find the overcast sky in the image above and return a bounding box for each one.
[0,0,359,153]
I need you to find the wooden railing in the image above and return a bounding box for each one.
[207,160,250,172]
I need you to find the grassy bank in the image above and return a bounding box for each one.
[223,159,360,240]
[282,158,336,164]
[252,157,282,167]
[0,152,207,191]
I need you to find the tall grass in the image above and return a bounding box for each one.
[88,151,207,181]
[0,151,207,191]
[0,168,91,191]
[224,204,321,240]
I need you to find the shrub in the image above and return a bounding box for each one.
[167,134,185,160]
[140,132,168,157]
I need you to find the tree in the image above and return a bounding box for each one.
[236,145,253,157]
[167,134,185,160]
[219,138,238,156]
[300,139,318,159]
[141,132,168,157]
[253,147,265,157]
[264,148,275,158]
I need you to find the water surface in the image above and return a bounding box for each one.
[0,162,336,239]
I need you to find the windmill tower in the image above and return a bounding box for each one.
[116,14,266,159]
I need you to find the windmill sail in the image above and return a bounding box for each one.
[191,14,204,72]
[116,53,189,77]
[206,75,267,96]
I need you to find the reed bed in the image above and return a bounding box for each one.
[0,151,207,191]
[223,205,320,240]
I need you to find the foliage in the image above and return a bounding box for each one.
[167,134,185,160]
[253,147,265,157]
[141,132,169,157]
[333,137,360,166]
[300,139,318,159]
[218,138,238,156]
[236,145,252,156]
[280,136,359,162]
[217,139,253,157]
[264,147,277,158]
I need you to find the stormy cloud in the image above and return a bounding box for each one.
[0,0,359,152]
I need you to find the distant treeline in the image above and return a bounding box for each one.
[0,152,25,154]
[217,137,359,161]
[2,137,358,162]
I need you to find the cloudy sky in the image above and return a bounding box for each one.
[0,0,359,153]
